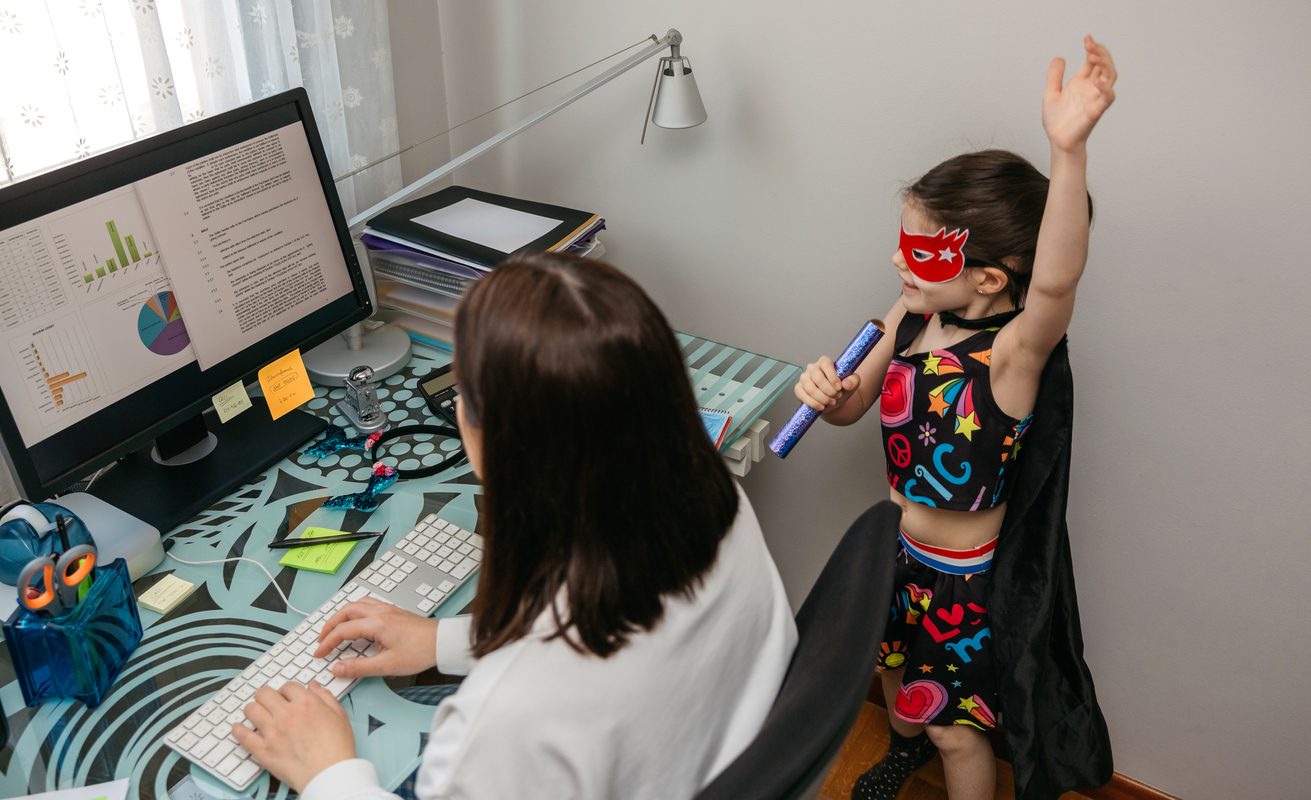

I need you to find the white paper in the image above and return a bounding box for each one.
[410,198,560,254]
[23,778,130,800]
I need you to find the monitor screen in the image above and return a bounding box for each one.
[0,92,369,496]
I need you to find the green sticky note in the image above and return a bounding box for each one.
[278,527,360,574]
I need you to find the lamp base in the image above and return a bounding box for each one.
[304,322,413,385]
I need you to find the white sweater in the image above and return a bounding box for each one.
[302,487,797,800]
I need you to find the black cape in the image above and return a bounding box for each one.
[989,336,1114,798]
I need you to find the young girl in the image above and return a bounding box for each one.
[795,37,1117,800]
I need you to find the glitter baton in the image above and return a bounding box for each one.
[769,319,885,458]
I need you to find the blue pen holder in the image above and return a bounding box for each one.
[3,558,142,708]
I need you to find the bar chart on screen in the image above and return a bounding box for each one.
[45,185,162,300]
[9,319,104,419]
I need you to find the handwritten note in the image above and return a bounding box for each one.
[278,527,360,574]
[212,381,253,423]
[258,349,315,420]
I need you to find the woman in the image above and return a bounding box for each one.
[233,253,798,799]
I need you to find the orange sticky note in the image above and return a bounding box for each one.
[258,349,315,420]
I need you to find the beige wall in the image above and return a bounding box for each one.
[398,1,1311,797]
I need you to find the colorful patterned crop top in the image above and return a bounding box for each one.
[879,313,1033,511]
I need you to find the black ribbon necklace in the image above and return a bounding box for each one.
[938,308,1022,330]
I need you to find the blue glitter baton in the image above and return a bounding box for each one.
[769,319,885,458]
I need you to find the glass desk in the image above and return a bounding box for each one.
[0,337,799,799]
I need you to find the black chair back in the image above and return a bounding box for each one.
[694,501,902,800]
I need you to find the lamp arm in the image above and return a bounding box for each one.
[347,30,681,235]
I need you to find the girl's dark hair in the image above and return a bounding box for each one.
[454,252,739,659]
[904,149,1093,308]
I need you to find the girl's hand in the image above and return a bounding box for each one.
[795,357,861,412]
[234,682,355,793]
[314,596,439,679]
[1043,35,1117,154]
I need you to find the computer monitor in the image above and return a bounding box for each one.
[0,89,372,532]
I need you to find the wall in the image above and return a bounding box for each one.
[398,2,1311,797]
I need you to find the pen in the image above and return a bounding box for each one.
[267,531,385,550]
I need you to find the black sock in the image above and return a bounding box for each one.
[850,727,937,800]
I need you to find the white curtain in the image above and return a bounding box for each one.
[0,0,401,218]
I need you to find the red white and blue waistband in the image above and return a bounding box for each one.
[899,530,997,575]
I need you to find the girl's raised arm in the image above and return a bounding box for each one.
[1002,36,1117,370]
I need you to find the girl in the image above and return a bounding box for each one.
[794,37,1117,800]
[233,254,798,799]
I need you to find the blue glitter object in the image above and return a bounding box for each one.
[303,425,383,458]
[321,463,398,511]
[769,320,884,458]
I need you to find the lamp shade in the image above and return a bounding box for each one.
[651,57,707,129]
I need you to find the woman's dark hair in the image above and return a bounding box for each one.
[904,149,1093,308]
[454,252,739,659]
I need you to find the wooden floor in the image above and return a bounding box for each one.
[819,703,1092,800]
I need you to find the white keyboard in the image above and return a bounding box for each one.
[163,514,483,791]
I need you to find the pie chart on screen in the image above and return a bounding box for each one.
[138,290,190,356]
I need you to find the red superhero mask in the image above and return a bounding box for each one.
[899,218,970,284]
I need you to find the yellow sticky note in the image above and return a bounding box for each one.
[212,381,252,423]
[138,574,196,614]
[258,349,315,420]
[279,527,360,574]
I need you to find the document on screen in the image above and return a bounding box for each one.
[136,123,353,370]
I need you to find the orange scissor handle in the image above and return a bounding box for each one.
[16,560,57,612]
[59,546,96,586]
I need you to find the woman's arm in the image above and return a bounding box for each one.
[795,298,908,427]
[997,36,1117,377]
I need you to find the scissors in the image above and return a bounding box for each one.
[16,514,96,617]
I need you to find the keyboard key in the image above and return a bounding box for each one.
[469,549,482,562]
[380,579,398,592]
[367,573,384,586]
[344,582,359,593]
[299,630,319,645]
[426,554,443,568]
[316,668,335,684]
[255,654,272,667]
[423,514,438,525]
[434,532,451,545]
[206,708,226,725]
[227,709,245,725]
[469,533,485,549]
[348,586,370,602]
[275,650,295,666]
[451,562,473,579]
[331,590,347,603]
[178,732,199,751]
[191,736,219,758]
[293,653,313,668]
[417,599,435,613]
[414,535,430,547]
[216,754,243,776]
[294,621,311,635]
[363,643,381,658]
[439,560,457,573]
[358,569,374,581]
[404,530,419,541]
[416,583,433,595]
[288,639,307,655]
[230,760,261,787]
[436,546,453,559]
[280,664,300,679]
[457,542,473,555]
[221,695,242,712]
[167,727,186,743]
[379,564,395,577]
[268,676,289,692]
[454,530,471,542]
[401,561,418,573]
[427,589,447,602]
[308,611,323,623]
[236,684,256,699]
[250,673,269,689]
[437,580,455,593]
[193,721,214,739]
[261,662,281,678]
[296,668,318,684]
[233,744,250,759]
[204,740,235,767]
[327,676,353,696]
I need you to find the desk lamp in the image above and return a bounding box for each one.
[304,29,707,384]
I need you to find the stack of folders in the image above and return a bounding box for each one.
[363,185,605,347]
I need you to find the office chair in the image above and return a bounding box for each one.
[694,500,902,800]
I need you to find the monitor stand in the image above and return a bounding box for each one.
[87,398,328,534]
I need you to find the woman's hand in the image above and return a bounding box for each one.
[795,357,861,412]
[233,682,355,793]
[1043,35,1117,154]
[314,596,440,679]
